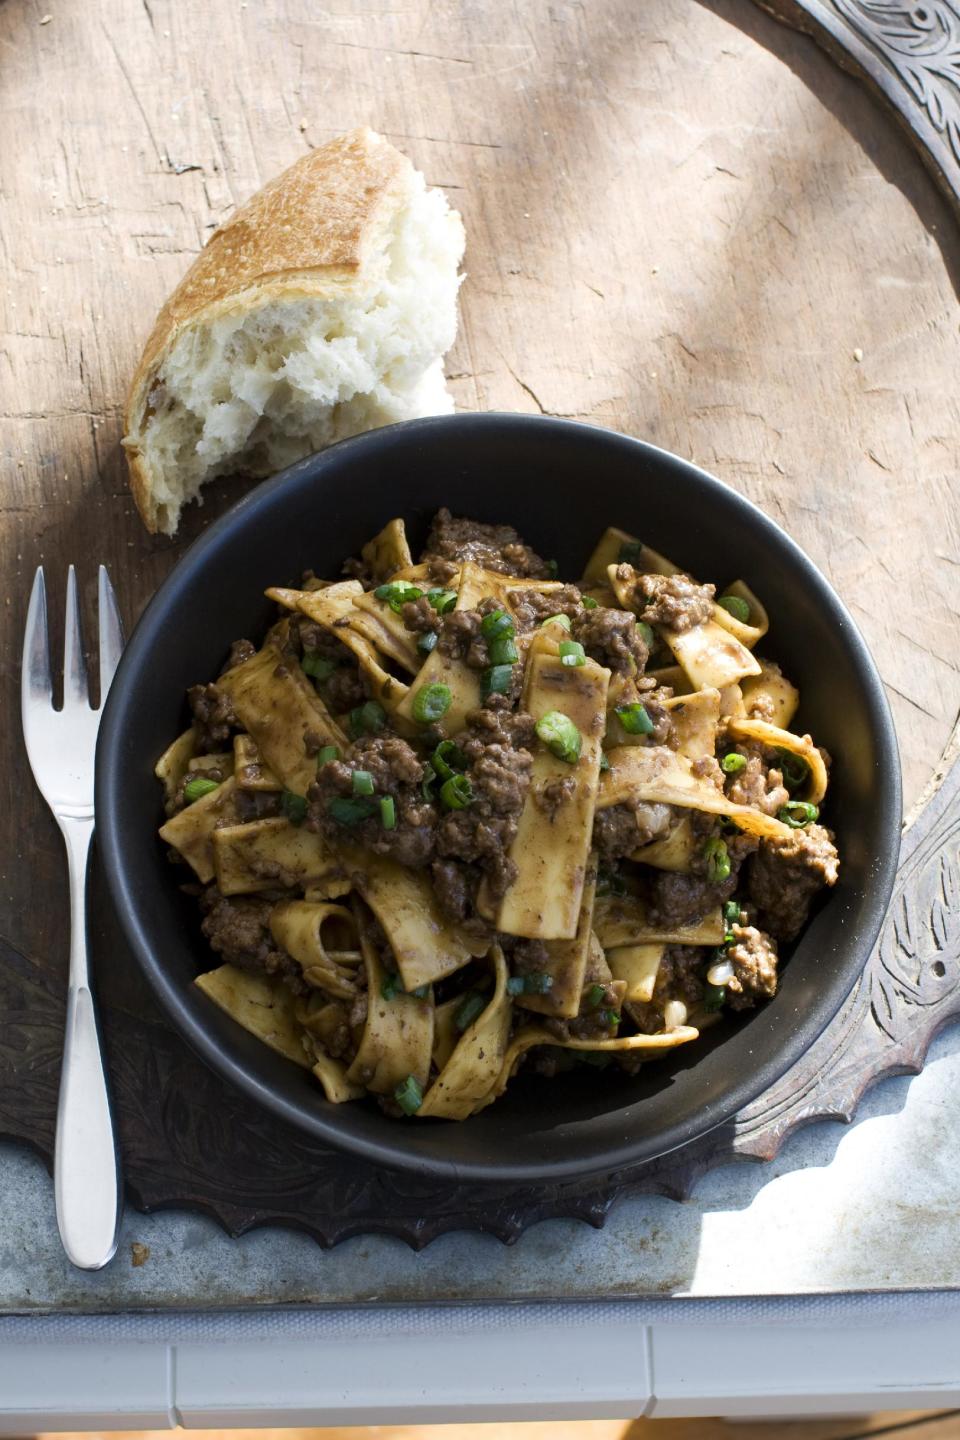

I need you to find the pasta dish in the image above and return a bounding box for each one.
[155,510,839,1120]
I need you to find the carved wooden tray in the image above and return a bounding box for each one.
[0,736,955,1248]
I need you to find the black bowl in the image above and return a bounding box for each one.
[96,413,901,1184]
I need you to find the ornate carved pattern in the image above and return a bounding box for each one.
[0,749,956,1249]
[754,0,960,219]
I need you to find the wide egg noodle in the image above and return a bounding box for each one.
[158,775,240,883]
[598,743,796,841]
[594,894,725,947]
[217,642,346,794]
[487,1022,700,1105]
[154,726,198,802]
[495,649,609,941]
[725,715,828,804]
[269,899,362,1000]
[195,963,311,1069]
[212,817,345,896]
[741,662,800,729]
[345,905,435,1095]
[419,946,512,1120]
[515,856,599,1019]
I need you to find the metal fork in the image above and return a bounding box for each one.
[22,566,124,1270]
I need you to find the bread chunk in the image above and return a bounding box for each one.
[123,128,465,534]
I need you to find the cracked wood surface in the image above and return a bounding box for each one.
[2,0,958,940]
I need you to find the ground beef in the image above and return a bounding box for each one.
[187,682,238,753]
[747,822,839,940]
[510,586,584,631]
[691,755,725,790]
[435,706,535,897]
[533,776,576,820]
[308,735,437,868]
[437,609,490,669]
[322,664,367,714]
[574,606,649,674]
[342,555,374,588]
[647,867,737,928]
[726,922,779,1009]
[425,557,460,586]
[234,789,283,822]
[220,638,256,674]
[401,595,438,634]
[431,858,475,922]
[642,697,675,746]
[593,800,674,860]
[627,944,707,1034]
[725,753,790,817]
[617,567,715,632]
[422,508,552,579]
[199,890,306,994]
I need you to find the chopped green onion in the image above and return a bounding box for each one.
[545,559,559,578]
[536,709,582,763]
[409,984,430,1000]
[723,899,741,925]
[381,972,401,1001]
[599,752,611,772]
[778,800,819,828]
[394,1074,423,1115]
[426,588,457,615]
[328,795,377,826]
[281,790,307,826]
[302,653,338,681]
[440,774,473,810]
[717,594,750,623]
[636,620,655,648]
[615,702,655,735]
[581,595,599,610]
[703,836,731,883]
[432,739,467,779]
[559,639,586,667]
[704,984,727,1011]
[776,748,810,793]
[455,992,487,1031]
[374,580,423,613]
[352,769,375,796]
[417,630,439,655]
[411,682,452,724]
[506,973,554,996]
[722,752,747,774]
[349,700,386,737]
[598,1008,621,1028]
[316,745,340,768]
[586,983,606,1009]
[489,634,519,666]
[541,613,572,630]
[420,761,437,802]
[184,776,220,804]
[618,539,643,565]
[481,663,514,699]
[480,609,514,641]
[379,795,397,830]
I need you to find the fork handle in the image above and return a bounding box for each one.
[54,815,121,1270]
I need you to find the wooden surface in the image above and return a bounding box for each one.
[2,0,960,1235]
[36,1411,960,1440]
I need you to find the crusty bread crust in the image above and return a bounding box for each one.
[123,128,414,531]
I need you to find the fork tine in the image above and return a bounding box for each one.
[22,567,52,715]
[97,566,124,706]
[63,565,89,708]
